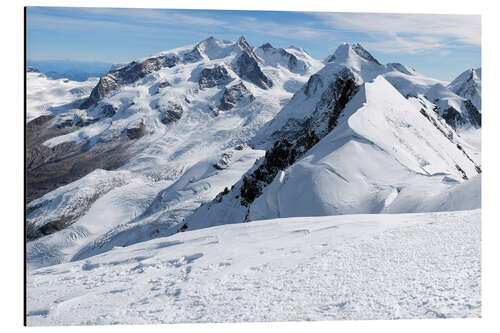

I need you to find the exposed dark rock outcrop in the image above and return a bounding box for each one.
[100,103,117,118]
[236,36,259,61]
[455,164,468,180]
[183,45,204,63]
[234,51,273,89]
[213,151,233,170]
[442,107,467,129]
[219,82,254,111]
[435,100,481,129]
[199,65,233,89]
[352,43,382,65]
[325,73,360,131]
[240,131,320,206]
[80,55,178,108]
[125,121,146,140]
[231,37,273,90]
[160,103,184,125]
[239,70,359,206]
[464,100,481,127]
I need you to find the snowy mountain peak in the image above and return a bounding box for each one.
[448,67,481,111]
[331,42,381,66]
[190,36,239,61]
[352,43,382,65]
[470,68,481,80]
[386,63,417,76]
[288,45,306,53]
[254,41,316,75]
[323,43,385,83]
[332,43,352,61]
[425,82,481,128]
[237,36,253,52]
[259,42,273,49]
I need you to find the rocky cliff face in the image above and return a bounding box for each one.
[80,55,178,108]
[233,51,273,89]
[80,36,275,108]
[219,82,255,111]
[351,43,382,65]
[198,65,234,89]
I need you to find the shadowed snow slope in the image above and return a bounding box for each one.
[27,209,480,325]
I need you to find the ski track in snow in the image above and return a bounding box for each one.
[27,210,480,325]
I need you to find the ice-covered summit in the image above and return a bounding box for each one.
[448,67,481,111]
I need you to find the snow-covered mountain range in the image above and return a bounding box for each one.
[26,36,481,322]
[26,37,481,270]
[26,37,481,325]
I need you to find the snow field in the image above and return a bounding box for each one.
[27,209,480,325]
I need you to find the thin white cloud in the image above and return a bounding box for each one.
[27,13,158,33]
[31,7,329,42]
[361,36,445,54]
[72,7,226,26]
[313,12,480,54]
[27,7,226,34]
[230,18,327,40]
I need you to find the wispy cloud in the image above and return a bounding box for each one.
[27,7,332,47]
[27,7,226,32]
[72,7,226,26]
[312,12,480,54]
[227,17,328,40]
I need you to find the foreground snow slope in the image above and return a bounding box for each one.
[27,209,480,325]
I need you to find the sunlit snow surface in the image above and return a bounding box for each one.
[27,210,480,325]
[26,72,98,123]
[26,39,481,325]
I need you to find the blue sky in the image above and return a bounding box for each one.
[26,7,481,81]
